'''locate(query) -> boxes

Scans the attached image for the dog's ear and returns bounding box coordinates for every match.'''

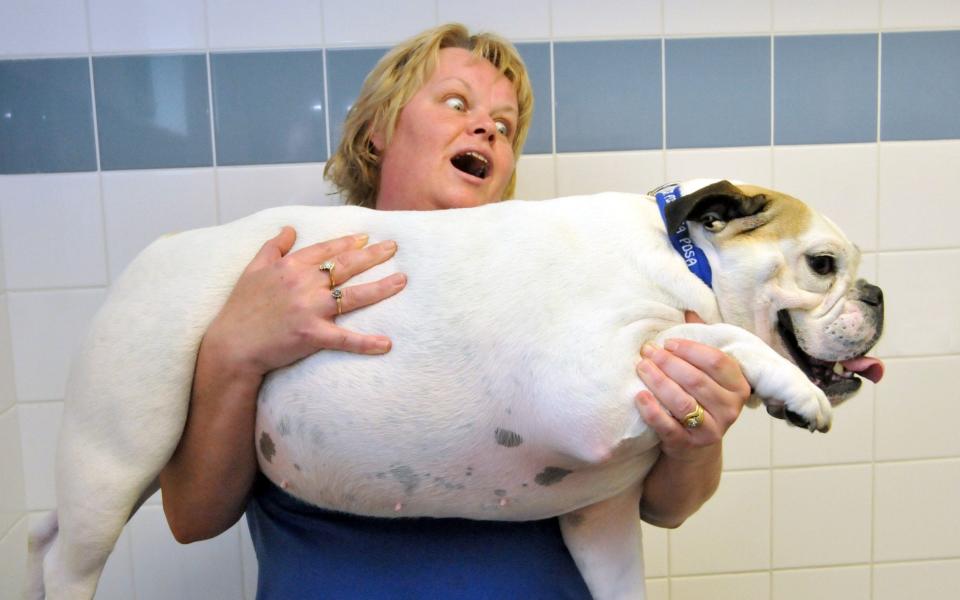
[664,180,768,234]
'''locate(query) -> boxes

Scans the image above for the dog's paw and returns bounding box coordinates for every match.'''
[766,383,832,433]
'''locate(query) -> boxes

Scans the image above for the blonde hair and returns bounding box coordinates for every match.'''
[324,23,534,208]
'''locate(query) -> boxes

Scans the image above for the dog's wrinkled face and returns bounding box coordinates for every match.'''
[666,181,885,411]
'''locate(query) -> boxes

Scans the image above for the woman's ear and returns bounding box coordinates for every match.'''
[370,126,385,153]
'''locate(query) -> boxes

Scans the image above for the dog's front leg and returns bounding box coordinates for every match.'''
[559,483,646,600]
[652,323,832,432]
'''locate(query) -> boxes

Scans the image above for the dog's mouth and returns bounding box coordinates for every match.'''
[451,151,490,179]
[776,310,884,404]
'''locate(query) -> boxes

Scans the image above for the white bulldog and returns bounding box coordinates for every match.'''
[27,180,884,600]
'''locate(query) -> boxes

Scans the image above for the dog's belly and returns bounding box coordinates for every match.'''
[256,396,662,520]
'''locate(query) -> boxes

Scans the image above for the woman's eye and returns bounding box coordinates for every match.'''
[445,97,465,111]
[495,121,510,136]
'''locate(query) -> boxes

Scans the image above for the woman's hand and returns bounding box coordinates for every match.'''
[634,311,751,527]
[161,226,406,543]
[206,226,408,379]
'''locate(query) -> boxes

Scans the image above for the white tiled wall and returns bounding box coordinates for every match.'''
[3,1,959,599]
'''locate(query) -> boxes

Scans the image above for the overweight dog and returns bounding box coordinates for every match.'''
[28,180,884,599]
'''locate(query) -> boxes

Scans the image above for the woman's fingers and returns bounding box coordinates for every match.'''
[316,326,393,355]
[329,273,407,315]
[661,339,751,397]
[317,240,399,287]
[289,232,371,266]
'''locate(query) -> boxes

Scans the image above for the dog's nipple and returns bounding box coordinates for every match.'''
[394,502,403,512]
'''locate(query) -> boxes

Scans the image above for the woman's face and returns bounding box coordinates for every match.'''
[374,47,520,211]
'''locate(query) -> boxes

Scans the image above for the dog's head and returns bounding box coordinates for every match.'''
[664,180,884,407]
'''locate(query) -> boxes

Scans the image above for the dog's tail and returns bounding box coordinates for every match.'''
[24,510,58,599]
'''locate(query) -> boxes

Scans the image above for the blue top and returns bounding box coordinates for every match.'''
[246,474,592,599]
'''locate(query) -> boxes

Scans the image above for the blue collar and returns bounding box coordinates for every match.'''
[654,184,713,288]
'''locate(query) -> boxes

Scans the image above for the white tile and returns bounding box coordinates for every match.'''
[322,0,436,46]
[671,572,770,600]
[772,565,871,600]
[665,147,773,190]
[874,459,960,561]
[93,526,135,600]
[874,250,960,357]
[669,470,770,574]
[239,516,258,600]
[878,141,960,251]
[88,0,207,53]
[773,144,878,252]
[0,406,24,535]
[551,0,662,38]
[0,174,107,290]
[217,163,340,223]
[0,516,27,599]
[513,154,556,200]
[642,521,668,578]
[438,0,550,40]
[0,0,89,56]
[772,384,874,467]
[881,0,960,29]
[7,289,106,402]
[876,357,960,461]
[873,559,960,600]
[646,578,668,600]
[771,465,872,568]
[18,402,62,511]
[555,151,665,198]
[101,169,217,281]
[664,0,772,35]
[130,505,243,600]
[0,294,16,413]
[206,0,324,49]
[773,0,880,32]
[723,404,771,471]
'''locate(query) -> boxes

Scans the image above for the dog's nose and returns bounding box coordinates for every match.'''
[859,283,883,307]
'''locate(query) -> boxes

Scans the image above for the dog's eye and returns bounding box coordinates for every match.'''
[806,254,836,276]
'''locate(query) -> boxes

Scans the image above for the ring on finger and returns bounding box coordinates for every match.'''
[331,287,343,315]
[681,403,705,429]
[319,260,336,287]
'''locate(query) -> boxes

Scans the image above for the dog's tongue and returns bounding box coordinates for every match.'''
[842,357,885,383]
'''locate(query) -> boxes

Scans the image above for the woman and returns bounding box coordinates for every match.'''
[160,24,750,597]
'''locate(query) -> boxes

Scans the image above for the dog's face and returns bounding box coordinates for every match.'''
[666,181,884,411]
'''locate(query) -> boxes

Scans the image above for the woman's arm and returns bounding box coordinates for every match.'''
[160,227,407,543]
[634,313,751,529]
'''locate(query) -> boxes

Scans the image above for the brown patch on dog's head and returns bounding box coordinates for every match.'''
[664,180,812,243]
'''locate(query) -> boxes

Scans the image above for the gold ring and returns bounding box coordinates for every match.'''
[331,287,343,315]
[320,260,336,287]
[682,403,705,429]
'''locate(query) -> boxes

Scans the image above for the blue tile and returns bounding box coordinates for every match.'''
[554,40,662,152]
[775,34,878,145]
[93,54,212,170]
[515,42,552,155]
[212,50,327,166]
[0,58,97,174]
[666,37,771,149]
[882,31,960,141]
[326,48,388,158]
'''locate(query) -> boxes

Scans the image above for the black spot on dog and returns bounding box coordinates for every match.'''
[390,465,421,495]
[494,489,507,497]
[293,463,302,471]
[259,432,276,463]
[495,428,523,448]
[535,467,572,486]
[278,416,291,437]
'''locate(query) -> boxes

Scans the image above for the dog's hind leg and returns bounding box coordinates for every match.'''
[559,483,647,600]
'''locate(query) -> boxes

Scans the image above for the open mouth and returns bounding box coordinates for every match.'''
[776,310,884,402]
[451,151,490,179]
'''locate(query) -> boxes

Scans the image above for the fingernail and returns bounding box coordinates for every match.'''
[664,339,679,352]
[354,234,369,245]
[641,342,658,357]
[391,273,407,286]
[372,338,391,353]
[383,240,397,252]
